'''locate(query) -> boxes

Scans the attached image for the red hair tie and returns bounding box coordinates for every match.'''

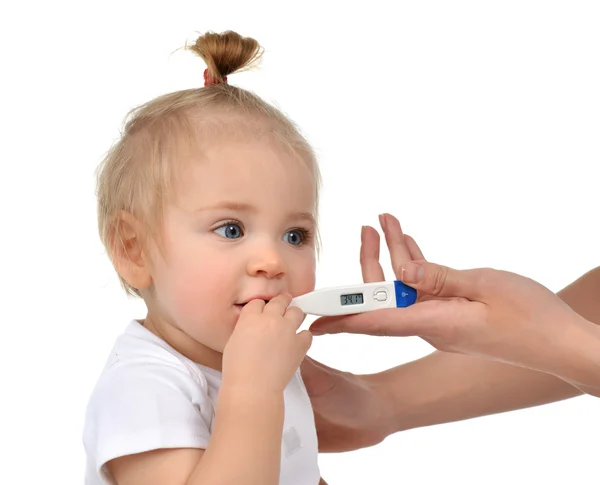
[204,69,227,86]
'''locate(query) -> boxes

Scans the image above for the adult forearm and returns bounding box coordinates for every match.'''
[369,350,580,434]
[371,266,600,434]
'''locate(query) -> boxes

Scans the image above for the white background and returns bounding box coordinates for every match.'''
[1,1,599,483]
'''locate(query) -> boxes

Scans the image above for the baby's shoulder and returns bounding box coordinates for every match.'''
[83,323,216,474]
[93,321,210,401]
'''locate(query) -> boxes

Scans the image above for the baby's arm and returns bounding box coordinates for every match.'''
[107,386,285,485]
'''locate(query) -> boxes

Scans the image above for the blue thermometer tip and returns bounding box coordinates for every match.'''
[394,280,417,307]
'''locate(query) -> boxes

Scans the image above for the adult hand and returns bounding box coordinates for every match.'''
[310,215,600,393]
[303,213,600,454]
[300,356,390,452]
[301,213,426,451]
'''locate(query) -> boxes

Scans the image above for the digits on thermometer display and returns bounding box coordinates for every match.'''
[340,293,364,306]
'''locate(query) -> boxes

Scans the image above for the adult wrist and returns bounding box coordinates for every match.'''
[362,372,398,439]
[363,366,431,438]
[543,315,600,396]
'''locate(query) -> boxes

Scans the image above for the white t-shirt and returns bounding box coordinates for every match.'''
[83,321,320,485]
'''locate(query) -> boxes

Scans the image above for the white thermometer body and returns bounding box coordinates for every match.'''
[289,280,417,316]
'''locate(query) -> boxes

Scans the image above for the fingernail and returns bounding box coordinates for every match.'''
[401,262,424,283]
[361,225,366,242]
[378,213,387,230]
[310,327,324,335]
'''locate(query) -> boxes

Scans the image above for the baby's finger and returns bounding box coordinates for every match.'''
[264,293,293,316]
[360,225,385,282]
[296,329,313,356]
[284,305,306,330]
[242,298,267,314]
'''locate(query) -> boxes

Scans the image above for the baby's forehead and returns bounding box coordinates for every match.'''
[169,139,316,209]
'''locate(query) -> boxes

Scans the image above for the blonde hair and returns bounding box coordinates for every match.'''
[96,31,321,297]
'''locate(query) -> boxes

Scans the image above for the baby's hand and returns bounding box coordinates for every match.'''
[222,294,312,394]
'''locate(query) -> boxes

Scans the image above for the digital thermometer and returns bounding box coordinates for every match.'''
[289,281,417,316]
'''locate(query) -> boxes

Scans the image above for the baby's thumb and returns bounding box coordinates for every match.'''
[400,261,480,300]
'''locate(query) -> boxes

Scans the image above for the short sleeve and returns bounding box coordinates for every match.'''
[83,360,212,482]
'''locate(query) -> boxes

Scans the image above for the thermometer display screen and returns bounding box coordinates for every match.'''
[340,293,364,306]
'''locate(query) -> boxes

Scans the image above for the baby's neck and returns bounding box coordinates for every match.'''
[142,315,223,371]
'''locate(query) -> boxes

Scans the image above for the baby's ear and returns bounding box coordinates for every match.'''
[109,211,153,291]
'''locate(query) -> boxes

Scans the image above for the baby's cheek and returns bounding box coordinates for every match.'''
[173,261,230,319]
[167,269,212,321]
[295,265,316,296]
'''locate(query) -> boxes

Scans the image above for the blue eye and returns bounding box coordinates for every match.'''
[215,222,243,239]
[284,229,308,246]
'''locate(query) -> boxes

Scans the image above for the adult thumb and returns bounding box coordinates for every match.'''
[400,261,481,300]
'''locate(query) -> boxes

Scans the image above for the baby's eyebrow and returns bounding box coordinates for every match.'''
[196,202,254,213]
[196,202,315,225]
[293,212,316,226]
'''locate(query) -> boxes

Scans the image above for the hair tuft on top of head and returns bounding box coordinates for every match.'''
[188,30,263,85]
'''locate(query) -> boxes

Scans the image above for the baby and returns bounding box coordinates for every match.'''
[84,30,326,485]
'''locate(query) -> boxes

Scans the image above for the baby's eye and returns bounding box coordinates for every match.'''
[214,222,244,239]
[284,229,309,246]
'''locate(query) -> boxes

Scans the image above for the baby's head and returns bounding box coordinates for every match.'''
[96,31,320,365]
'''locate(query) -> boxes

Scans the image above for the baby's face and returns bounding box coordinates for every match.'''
[145,139,317,362]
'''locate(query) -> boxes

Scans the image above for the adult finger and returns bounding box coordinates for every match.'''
[310,303,446,337]
[400,261,484,301]
[360,225,385,282]
[380,213,413,274]
[404,234,426,261]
